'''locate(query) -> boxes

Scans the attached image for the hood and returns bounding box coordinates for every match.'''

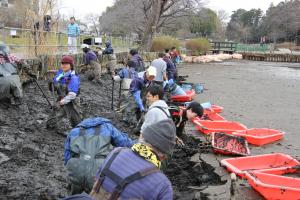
[76,117,111,128]
[105,41,111,48]
[149,100,169,110]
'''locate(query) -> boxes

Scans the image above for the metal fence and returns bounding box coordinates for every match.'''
[0,27,137,58]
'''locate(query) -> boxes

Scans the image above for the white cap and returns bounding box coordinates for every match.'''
[81,44,89,49]
[146,66,157,77]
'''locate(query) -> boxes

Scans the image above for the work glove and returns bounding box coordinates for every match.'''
[133,91,145,112]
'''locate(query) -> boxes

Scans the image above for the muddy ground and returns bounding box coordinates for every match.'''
[1,60,300,199]
[179,60,300,199]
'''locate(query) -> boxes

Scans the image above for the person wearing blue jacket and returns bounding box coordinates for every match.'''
[68,17,80,54]
[121,66,156,127]
[102,41,116,75]
[46,55,82,129]
[64,117,135,194]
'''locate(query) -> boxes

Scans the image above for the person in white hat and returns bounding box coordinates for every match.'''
[120,66,157,128]
[80,44,102,82]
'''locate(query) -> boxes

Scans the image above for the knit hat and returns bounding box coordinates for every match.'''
[142,119,176,154]
[187,102,204,117]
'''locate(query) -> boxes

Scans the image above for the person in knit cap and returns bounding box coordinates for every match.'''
[89,119,176,200]
[46,55,82,129]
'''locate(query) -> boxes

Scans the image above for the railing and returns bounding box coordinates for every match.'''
[0,27,137,58]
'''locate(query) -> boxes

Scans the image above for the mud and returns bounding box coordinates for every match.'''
[165,135,227,200]
[0,74,132,199]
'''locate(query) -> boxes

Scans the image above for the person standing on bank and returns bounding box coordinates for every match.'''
[68,17,80,54]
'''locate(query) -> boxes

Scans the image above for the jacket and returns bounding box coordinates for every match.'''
[130,72,153,111]
[102,42,114,55]
[95,148,173,199]
[141,100,170,132]
[64,117,135,192]
[68,23,80,37]
[131,54,145,72]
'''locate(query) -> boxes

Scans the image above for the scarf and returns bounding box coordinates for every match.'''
[131,143,161,168]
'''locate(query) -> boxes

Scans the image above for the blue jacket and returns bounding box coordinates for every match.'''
[64,117,135,165]
[84,50,98,65]
[102,42,114,54]
[68,23,80,37]
[130,72,153,111]
[118,67,137,79]
[131,54,145,72]
[53,69,80,95]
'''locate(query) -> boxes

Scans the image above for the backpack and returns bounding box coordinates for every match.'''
[64,118,115,194]
[90,148,159,200]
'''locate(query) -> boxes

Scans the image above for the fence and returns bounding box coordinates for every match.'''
[0,27,137,58]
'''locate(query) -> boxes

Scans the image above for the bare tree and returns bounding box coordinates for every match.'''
[139,0,203,51]
[85,14,101,36]
[100,0,203,51]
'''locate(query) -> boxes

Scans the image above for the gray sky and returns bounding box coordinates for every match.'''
[59,0,284,19]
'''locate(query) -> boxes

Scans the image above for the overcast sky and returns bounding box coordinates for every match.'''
[59,0,284,19]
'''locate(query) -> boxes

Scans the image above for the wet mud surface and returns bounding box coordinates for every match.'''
[0,74,131,199]
[165,135,226,200]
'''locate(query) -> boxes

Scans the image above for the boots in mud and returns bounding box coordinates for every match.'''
[46,100,82,129]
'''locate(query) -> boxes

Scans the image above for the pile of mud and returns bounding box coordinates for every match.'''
[0,75,130,199]
[165,135,227,200]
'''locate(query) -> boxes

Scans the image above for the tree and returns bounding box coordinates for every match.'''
[84,14,100,36]
[189,8,218,37]
[100,0,203,51]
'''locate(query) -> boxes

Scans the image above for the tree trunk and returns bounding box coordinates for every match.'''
[140,0,162,51]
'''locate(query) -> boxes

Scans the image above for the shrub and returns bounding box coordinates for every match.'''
[185,38,210,55]
[151,36,180,52]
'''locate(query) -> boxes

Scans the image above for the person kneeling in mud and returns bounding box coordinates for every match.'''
[113,60,138,107]
[171,101,204,137]
[163,79,186,102]
[80,44,102,82]
[121,66,156,128]
[64,117,135,195]
[89,119,176,199]
[0,43,35,106]
[46,55,82,129]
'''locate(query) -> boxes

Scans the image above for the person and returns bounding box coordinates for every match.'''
[169,47,179,80]
[169,46,180,66]
[151,52,167,86]
[67,17,80,54]
[64,117,135,195]
[0,43,34,105]
[90,119,176,200]
[164,79,186,100]
[102,41,116,76]
[80,44,102,81]
[102,41,114,55]
[121,66,156,127]
[163,53,176,81]
[113,60,137,96]
[171,102,204,137]
[165,49,170,58]
[140,85,170,133]
[128,49,145,72]
[46,55,82,129]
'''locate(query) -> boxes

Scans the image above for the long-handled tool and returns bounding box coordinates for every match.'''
[32,78,53,108]
[111,77,115,110]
